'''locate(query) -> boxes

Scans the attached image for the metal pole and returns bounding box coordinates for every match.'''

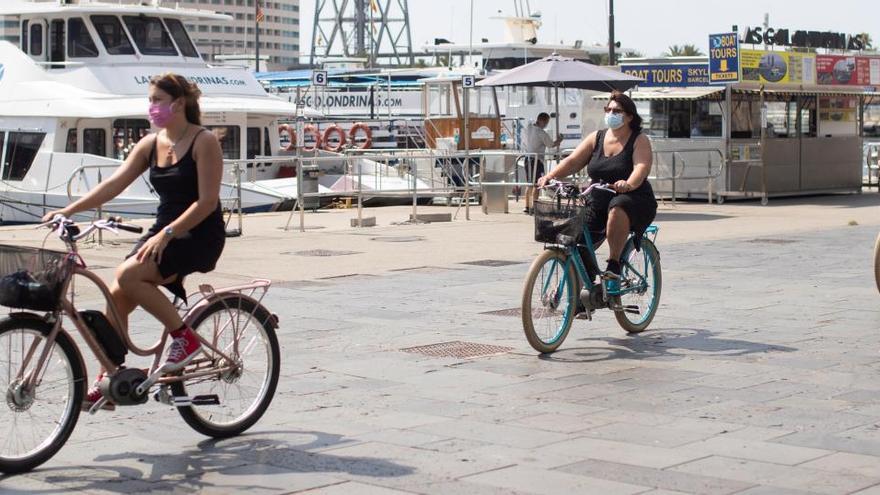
[298,158,305,232]
[411,158,418,221]
[357,154,363,226]
[236,161,243,234]
[463,85,471,220]
[96,168,103,247]
[255,0,261,72]
[554,85,561,163]
[468,0,474,68]
[671,153,677,205]
[608,0,615,65]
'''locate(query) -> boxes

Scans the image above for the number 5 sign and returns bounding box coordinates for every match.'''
[461,75,475,88]
[312,70,328,86]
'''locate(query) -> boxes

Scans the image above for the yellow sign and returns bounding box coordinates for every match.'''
[740,49,816,84]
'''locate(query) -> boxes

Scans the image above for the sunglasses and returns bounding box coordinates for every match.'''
[604,107,625,115]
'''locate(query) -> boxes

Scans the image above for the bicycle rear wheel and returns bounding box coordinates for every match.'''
[172,297,280,438]
[0,315,83,474]
[614,239,662,333]
[521,249,578,353]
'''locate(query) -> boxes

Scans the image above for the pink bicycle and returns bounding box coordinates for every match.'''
[0,216,280,473]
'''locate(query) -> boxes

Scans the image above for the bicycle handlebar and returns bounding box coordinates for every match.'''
[39,214,143,241]
[545,179,617,196]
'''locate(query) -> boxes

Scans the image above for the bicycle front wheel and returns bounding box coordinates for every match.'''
[172,297,280,438]
[522,249,578,353]
[0,315,83,474]
[614,239,662,333]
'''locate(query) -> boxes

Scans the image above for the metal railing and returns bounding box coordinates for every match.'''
[865,142,880,189]
[650,147,726,204]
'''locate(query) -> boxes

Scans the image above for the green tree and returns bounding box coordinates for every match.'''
[663,44,704,57]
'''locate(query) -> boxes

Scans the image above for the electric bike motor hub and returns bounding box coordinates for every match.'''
[99,368,149,405]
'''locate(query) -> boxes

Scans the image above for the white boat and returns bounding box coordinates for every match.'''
[0,0,324,224]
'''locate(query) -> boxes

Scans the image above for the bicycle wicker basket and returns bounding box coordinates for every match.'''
[533,199,586,245]
[0,244,70,311]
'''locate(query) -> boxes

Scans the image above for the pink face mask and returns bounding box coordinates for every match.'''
[148,101,176,128]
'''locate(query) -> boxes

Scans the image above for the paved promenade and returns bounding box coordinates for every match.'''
[1,193,880,494]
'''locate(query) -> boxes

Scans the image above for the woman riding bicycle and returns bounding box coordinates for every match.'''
[537,91,657,279]
[43,73,226,410]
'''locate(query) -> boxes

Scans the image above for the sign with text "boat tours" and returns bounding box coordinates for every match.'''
[621,64,709,87]
[708,32,740,84]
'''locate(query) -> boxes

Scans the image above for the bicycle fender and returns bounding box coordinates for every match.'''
[183,293,278,329]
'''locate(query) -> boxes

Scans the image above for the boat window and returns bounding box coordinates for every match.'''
[264,127,272,158]
[122,16,177,56]
[207,126,241,159]
[112,119,151,160]
[246,127,261,160]
[65,129,77,153]
[30,23,43,56]
[91,16,135,55]
[49,19,65,66]
[20,20,28,52]
[84,129,107,157]
[164,18,199,58]
[2,132,45,181]
[67,18,98,58]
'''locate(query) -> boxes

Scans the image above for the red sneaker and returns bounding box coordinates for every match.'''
[81,374,115,411]
[161,327,202,372]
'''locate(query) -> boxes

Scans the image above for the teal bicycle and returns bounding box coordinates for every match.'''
[521,180,662,353]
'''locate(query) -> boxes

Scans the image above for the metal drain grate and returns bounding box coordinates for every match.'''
[284,249,362,257]
[459,259,524,267]
[480,307,522,317]
[371,236,425,243]
[401,341,513,359]
[746,238,798,245]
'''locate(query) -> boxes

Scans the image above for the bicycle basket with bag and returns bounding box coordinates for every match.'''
[533,199,586,245]
[0,244,69,311]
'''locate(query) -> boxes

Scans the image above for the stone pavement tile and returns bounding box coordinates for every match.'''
[576,421,737,448]
[405,478,535,495]
[775,431,880,457]
[411,419,570,450]
[460,465,650,495]
[0,474,66,493]
[555,458,754,495]
[302,441,509,482]
[504,412,613,434]
[296,481,420,494]
[194,463,343,494]
[531,382,640,403]
[416,438,492,454]
[677,437,831,465]
[731,487,817,495]
[718,426,795,441]
[589,409,683,427]
[800,452,880,478]
[534,436,707,469]
[670,456,880,495]
[353,429,450,448]
[852,485,880,495]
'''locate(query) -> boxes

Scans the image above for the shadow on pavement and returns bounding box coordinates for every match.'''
[6,431,413,493]
[539,327,796,363]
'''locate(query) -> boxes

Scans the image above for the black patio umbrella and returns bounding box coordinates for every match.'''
[477,54,643,148]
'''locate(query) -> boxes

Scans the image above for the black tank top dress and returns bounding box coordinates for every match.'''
[585,129,657,248]
[127,129,225,301]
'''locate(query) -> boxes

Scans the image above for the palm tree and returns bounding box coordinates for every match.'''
[663,44,704,57]
[858,32,874,50]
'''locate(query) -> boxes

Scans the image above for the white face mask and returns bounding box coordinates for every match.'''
[605,111,625,129]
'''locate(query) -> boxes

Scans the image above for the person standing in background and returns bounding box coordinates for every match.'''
[522,112,563,214]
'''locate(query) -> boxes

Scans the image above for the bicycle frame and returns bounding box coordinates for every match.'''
[16,254,273,399]
[548,224,659,299]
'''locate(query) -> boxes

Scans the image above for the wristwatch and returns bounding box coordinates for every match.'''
[163,226,174,238]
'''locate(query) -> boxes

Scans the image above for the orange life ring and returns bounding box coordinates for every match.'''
[302,124,322,152]
[322,125,347,152]
[348,122,373,149]
[278,124,297,152]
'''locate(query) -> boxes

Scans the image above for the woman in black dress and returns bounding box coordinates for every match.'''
[537,91,657,278]
[44,73,225,409]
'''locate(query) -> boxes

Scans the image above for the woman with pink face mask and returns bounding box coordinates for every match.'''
[43,73,225,410]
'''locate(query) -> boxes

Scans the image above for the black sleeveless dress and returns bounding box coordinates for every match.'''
[128,129,225,301]
[585,129,657,247]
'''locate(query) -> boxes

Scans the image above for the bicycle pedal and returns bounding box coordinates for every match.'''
[623,305,641,315]
[172,394,220,407]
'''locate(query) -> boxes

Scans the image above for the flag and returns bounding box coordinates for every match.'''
[255,0,265,24]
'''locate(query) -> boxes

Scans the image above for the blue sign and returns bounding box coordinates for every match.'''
[620,64,709,87]
[709,32,740,84]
